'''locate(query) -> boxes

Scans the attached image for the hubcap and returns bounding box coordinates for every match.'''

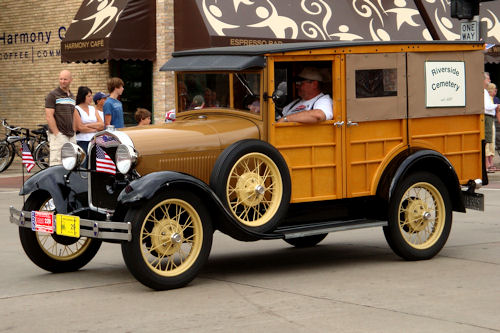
[398,182,445,249]
[150,219,184,256]
[405,200,429,233]
[235,172,265,206]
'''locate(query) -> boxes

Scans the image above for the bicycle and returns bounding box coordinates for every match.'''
[0,119,50,172]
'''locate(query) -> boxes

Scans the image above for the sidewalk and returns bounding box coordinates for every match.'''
[0,159,37,189]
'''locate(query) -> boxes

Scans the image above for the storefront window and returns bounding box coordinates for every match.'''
[177,73,229,112]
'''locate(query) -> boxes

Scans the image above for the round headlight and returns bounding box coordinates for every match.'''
[115,144,137,174]
[61,142,85,171]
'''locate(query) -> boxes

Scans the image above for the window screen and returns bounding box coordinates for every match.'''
[355,69,397,98]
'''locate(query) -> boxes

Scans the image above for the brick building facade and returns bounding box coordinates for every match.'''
[0,0,174,132]
[2,0,500,134]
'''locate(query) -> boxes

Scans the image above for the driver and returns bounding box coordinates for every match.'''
[277,67,333,124]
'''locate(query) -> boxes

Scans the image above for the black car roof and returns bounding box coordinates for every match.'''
[171,40,483,57]
[161,40,484,72]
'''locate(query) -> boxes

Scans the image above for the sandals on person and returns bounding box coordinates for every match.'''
[487,166,497,173]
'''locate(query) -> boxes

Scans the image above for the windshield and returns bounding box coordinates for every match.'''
[177,73,229,111]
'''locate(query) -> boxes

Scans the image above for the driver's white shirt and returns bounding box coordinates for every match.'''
[281,93,333,120]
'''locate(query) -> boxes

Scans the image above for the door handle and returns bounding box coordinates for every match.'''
[347,120,358,127]
[334,121,344,127]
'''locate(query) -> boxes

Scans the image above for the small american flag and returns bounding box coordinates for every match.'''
[95,135,118,147]
[22,141,35,172]
[95,145,116,175]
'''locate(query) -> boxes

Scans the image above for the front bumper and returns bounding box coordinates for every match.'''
[9,206,132,242]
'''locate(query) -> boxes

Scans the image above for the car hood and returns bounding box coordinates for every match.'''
[119,114,260,178]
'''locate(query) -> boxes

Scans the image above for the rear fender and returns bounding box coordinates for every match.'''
[20,166,88,214]
[377,149,465,213]
[116,171,264,241]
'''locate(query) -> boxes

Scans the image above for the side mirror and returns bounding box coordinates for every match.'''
[271,90,287,108]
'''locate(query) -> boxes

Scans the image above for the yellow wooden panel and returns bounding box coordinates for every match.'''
[313,167,337,197]
[280,147,312,166]
[274,122,340,202]
[274,123,336,146]
[409,114,482,184]
[346,119,405,197]
[291,169,312,199]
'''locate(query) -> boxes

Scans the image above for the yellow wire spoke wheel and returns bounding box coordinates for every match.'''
[226,152,283,228]
[384,171,452,261]
[210,139,291,236]
[140,198,203,277]
[123,190,213,290]
[19,192,101,273]
[397,182,445,249]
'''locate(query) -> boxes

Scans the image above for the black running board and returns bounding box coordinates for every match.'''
[268,219,387,239]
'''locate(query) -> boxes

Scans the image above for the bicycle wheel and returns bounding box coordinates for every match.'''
[0,141,15,172]
[34,141,50,170]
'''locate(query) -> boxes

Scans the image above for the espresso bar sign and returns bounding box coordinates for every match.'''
[425,61,465,108]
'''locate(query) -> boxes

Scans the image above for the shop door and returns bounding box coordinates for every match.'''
[109,60,153,126]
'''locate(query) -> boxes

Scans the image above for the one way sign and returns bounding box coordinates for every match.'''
[461,21,479,41]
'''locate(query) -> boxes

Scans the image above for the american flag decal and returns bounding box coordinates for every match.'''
[22,141,35,172]
[95,145,116,175]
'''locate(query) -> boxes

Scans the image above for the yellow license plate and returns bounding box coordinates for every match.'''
[56,214,80,238]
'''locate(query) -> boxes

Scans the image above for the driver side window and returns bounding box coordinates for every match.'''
[233,73,261,114]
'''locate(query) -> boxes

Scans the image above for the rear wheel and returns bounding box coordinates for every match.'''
[0,141,14,172]
[383,172,452,260]
[121,190,213,290]
[284,233,328,248]
[34,141,50,169]
[19,191,102,272]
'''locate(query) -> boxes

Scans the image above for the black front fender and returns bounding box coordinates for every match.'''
[20,166,88,214]
[116,171,267,241]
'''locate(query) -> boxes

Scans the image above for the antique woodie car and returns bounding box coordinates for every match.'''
[10,41,485,290]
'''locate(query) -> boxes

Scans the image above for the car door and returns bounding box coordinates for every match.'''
[344,52,408,198]
[269,56,342,204]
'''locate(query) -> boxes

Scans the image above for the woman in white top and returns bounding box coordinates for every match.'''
[74,86,104,167]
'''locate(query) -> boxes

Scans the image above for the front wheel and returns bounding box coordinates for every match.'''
[0,141,14,172]
[383,171,452,260]
[19,191,102,272]
[34,141,50,170]
[121,190,213,290]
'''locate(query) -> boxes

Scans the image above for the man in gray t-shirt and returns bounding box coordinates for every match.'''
[45,70,77,166]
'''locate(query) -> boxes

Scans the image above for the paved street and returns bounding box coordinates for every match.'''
[0,162,499,332]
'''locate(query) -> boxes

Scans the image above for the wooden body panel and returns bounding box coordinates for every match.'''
[409,114,483,184]
[268,43,483,204]
[273,121,342,203]
[346,119,407,197]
